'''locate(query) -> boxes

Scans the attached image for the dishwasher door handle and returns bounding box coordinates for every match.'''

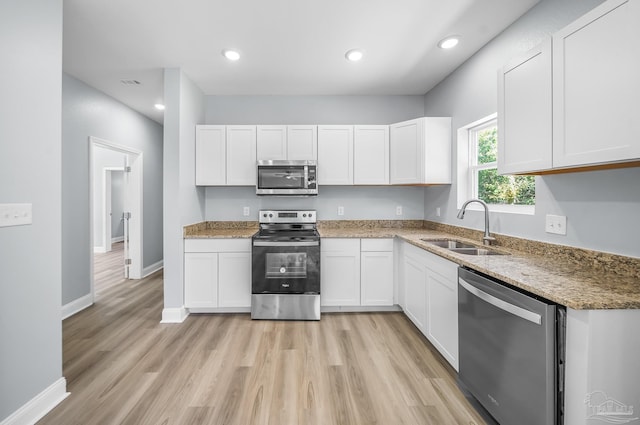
[459,277,542,325]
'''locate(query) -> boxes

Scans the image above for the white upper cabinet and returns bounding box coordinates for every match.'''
[256,125,287,160]
[552,0,640,168]
[257,125,317,160]
[354,125,389,185]
[195,125,226,185]
[226,125,257,185]
[317,125,354,185]
[287,125,317,160]
[498,38,553,174]
[390,117,451,185]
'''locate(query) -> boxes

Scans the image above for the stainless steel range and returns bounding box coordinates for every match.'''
[251,210,320,320]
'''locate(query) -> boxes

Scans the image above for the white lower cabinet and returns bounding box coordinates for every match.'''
[218,252,251,308]
[424,253,459,370]
[184,252,218,308]
[321,238,394,308]
[360,238,394,306]
[321,239,361,306]
[184,239,251,310]
[402,242,459,370]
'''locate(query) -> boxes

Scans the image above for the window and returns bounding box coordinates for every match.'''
[458,114,535,213]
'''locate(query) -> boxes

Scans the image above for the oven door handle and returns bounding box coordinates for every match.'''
[459,277,542,325]
[253,241,319,247]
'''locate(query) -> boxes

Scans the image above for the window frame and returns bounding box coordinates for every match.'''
[457,113,535,215]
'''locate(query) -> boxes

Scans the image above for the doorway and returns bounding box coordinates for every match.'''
[89,137,144,300]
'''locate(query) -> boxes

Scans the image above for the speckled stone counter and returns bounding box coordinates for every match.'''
[183,221,258,238]
[185,219,640,310]
[318,220,640,310]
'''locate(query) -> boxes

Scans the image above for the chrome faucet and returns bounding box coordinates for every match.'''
[457,199,496,246]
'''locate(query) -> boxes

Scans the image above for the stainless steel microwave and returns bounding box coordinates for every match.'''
[256,160,318,196]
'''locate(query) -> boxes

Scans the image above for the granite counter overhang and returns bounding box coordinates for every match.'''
[184,221,640,310]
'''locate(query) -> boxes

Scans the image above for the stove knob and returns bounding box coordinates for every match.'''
[269,213,273,218]
[263,213,267,218]
[308,213,313,217]
[303,213,307,217]
[280,267,286,273]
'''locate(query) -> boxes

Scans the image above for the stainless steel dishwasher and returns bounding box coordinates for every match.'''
[458,267,565,425]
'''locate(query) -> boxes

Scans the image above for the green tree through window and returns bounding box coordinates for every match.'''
[473,125,535,206]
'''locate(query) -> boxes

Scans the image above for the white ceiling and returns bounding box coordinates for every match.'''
[63,0,539,124]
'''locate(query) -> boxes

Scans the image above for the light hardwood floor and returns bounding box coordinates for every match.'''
[40,243,490,425]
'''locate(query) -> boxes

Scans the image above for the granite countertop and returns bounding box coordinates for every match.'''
[184,220,640,310]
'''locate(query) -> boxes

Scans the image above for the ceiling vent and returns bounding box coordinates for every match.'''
[120,79,142,85]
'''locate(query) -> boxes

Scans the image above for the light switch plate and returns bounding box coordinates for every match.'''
[396,205,403,216]
[243,206,250,216]
[545,214,567,235]
[0,203,33,227]
[337,206,344,216]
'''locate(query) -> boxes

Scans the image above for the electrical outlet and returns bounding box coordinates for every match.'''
[436,207,441,217]
[396,206,403,216]
[243,206,250,216]
[545,214,567,235]
[0,203,32,227]
[337,206,344,216]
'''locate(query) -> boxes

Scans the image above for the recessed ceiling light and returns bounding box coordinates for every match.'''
[345,49,364,62]
[222,49,240,61]
[154,104,165,111]
[438,36,460,49]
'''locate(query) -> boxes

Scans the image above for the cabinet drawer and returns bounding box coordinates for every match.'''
[361,238,394,252]
[184,238,251,253]
[321,238,360,252]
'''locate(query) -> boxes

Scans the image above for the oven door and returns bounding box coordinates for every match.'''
[252,241,320,294]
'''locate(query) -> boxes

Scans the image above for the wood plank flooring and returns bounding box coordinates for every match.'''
[39,243,490,425]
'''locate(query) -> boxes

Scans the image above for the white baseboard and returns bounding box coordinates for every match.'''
[93,246,106,254]
[143,260,163,277]
[61,293,94,320]
[321,305,402,313]
[160,307,188,323]
[111,236,124,243]
[0,377,69,425]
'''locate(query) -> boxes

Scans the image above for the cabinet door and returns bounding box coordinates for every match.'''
[321,239,360,306]
[184,253,218,308]
[317,125,354,185]
[287,125,317,160]
[390,118,424,184]
[195,125,226,185]
[402,254,427,332]
[553,0,640,168]
[226,126,257,185]
[426,267,459,371]
[257,125,287,160]
[361,251,394,306]
[218,252,251,308]
[354,125,389,185]
[498,39,552,174]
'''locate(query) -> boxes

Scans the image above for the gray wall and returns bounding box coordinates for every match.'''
[163,69,206,312]
[62,74,164,305]
[0,0,64,420]
[422,0,640,258]
[204,95,426,221]
[206,95,425,125]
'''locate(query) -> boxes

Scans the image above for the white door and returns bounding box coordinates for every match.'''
[122,155,131,278]
[287,125,317,160]
[354,125,389,185]
[256,125,287,160]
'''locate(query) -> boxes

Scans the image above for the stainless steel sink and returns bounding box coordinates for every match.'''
[421,238,508,256]
[449,247,506,256]
[422,239,477,249]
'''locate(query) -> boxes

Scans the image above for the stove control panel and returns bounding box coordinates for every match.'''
[259,210,316,224]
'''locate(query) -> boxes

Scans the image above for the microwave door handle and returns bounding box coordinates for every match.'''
[459,277,542,325]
